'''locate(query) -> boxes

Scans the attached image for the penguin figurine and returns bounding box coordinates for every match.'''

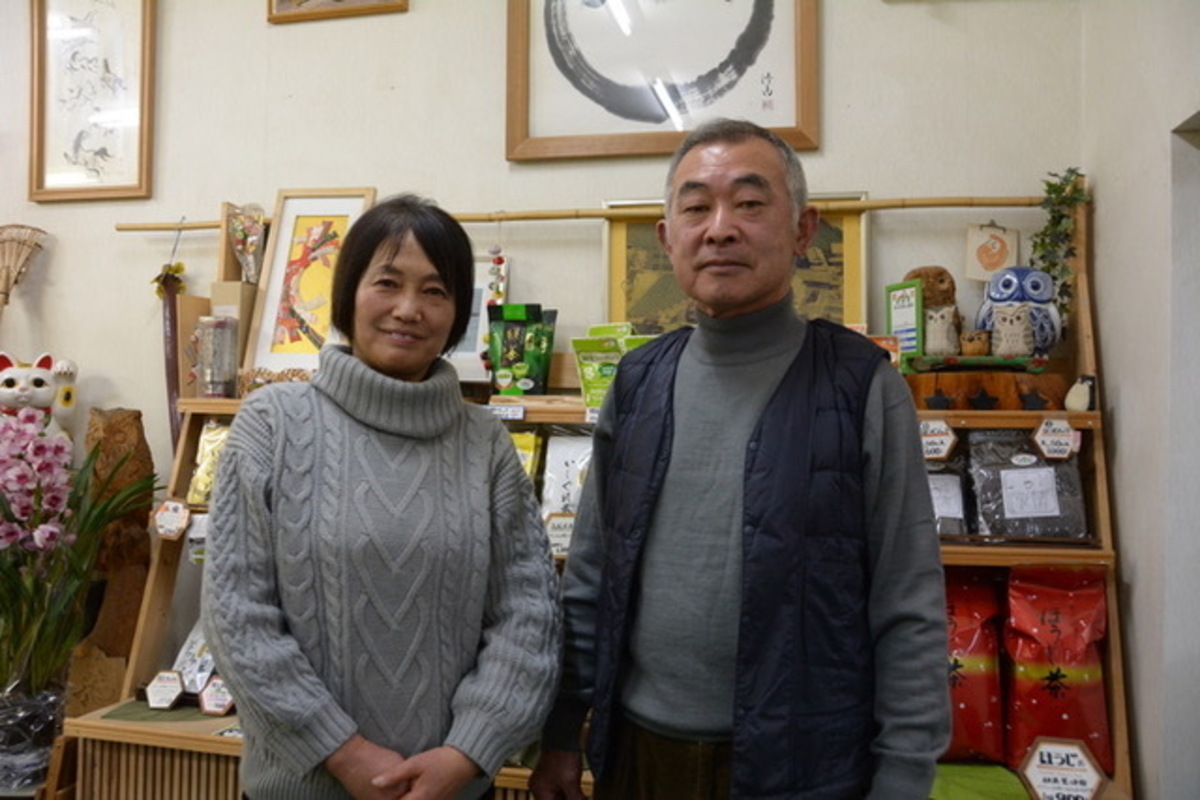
[1064,374,1097,411]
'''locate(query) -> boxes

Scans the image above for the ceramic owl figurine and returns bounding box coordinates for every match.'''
[924,305,961,356]
[990,304,1035,357]
[904,265,962,356]
[974,266,1062,356]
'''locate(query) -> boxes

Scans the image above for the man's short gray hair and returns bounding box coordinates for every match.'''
[663,118,809,215]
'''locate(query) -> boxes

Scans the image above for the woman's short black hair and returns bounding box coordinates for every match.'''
[330,193,475,352]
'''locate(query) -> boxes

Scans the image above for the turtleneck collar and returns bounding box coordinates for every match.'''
[689,292,808,365]
[311,345,463,439]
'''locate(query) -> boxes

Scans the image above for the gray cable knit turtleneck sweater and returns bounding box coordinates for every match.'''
[202,345,562,800]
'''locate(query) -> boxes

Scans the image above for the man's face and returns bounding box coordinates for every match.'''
[657,138,818,318]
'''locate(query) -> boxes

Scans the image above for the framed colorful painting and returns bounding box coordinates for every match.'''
[29,0,156,201]
[607,195,867,334]
[244,188,377,373]
[506,0,819,161]
[268,0,408,24]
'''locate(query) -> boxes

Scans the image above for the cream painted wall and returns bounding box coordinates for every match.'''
[0,0,1082,474]
[4,0,1192,796]
[1080,2,1200,798]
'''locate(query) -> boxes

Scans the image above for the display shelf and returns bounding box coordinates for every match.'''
[911,194,1132,795]
[64,701,241,800]
[95,192,1131,799]
[64,701,241,757]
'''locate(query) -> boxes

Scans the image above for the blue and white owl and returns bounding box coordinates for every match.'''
[974,266,1062,356]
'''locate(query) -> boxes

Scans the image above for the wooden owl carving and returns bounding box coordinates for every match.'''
[959,329,991,356]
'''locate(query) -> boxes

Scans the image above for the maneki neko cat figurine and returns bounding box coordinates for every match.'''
[0,352,78,439]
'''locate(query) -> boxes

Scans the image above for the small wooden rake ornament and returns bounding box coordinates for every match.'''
[0,224,48,324]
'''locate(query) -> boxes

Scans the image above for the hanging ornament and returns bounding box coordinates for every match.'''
[0,224,48,326]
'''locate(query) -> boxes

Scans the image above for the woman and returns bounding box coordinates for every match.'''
[202,194,562,799]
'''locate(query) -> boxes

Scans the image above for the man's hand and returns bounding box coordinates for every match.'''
[325,734,409,799]
[528,749,587,800]
[371,745,480,799]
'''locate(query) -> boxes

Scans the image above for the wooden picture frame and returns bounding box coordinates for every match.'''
[268,0,408,24]
[243,188,377,374]
[607,195,867,334]
[506,0,819,161]
[29,0,156,202]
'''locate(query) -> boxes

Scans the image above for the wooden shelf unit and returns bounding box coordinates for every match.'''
[76,193,1129,800]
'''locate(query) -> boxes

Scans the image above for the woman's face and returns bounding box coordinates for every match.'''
[351,232,455,382]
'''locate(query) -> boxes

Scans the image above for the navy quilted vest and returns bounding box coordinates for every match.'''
[590,319,886,799]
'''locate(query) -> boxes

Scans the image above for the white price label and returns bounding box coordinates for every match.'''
[487,404,526,421]
[1019,737,1106,800]
[920,419,958,460]
[1035,419,1081,460]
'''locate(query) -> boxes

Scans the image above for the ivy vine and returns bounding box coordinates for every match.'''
[1030,167,1090,329]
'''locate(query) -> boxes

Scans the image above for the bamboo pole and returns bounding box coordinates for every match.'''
[113,195,1044,233]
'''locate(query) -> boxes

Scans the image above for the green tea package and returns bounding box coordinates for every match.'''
[572,329,657,412]
[587,322,634,338]
[572,336,623,411]
[487,304,557,395]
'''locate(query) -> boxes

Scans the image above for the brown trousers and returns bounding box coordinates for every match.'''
[593,718,732,800]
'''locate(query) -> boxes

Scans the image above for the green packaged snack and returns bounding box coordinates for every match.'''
[572,336,624,411]
[586,322,634,338]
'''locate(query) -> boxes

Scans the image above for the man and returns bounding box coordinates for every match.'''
[529,118,949,800]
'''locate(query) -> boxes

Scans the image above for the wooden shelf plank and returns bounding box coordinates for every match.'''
[918,410,1101,429]
[176,397,242,416]
[940,543,1114,567]
[488,394,589,425]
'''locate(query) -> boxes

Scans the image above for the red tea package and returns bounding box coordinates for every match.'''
[1004,566,1112,774]
[943,566,1005,763]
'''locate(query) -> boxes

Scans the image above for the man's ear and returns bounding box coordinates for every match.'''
[794,206,819,257]
[656,218,672,254]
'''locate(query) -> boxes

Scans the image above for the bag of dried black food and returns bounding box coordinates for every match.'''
[967,429,1088,541]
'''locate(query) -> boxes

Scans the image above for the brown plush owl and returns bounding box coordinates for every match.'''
[903,265,958,308]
